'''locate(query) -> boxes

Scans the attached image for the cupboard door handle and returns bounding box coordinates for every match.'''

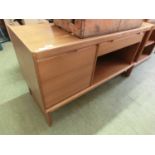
[137,32,142,35]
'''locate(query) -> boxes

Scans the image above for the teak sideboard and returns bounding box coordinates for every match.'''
[8,22,154,126]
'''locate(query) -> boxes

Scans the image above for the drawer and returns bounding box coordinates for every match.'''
[37,46,96,108]
[98,32,144,56]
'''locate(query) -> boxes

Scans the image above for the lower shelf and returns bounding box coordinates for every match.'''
[93,57,131,84]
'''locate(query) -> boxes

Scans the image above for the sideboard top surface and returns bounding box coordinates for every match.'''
[8,22,153,54]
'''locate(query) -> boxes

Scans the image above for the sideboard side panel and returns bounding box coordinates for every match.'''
[8,29,45,110]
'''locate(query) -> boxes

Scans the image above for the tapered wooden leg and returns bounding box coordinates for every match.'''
[28,87,52,126]
[44,112,52,126]
[28,87,32,95]
[123,67,134,77]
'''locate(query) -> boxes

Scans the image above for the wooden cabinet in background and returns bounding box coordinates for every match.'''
[7,22,153,126]
[134,22,155,65]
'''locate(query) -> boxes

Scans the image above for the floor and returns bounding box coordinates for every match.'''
[0,42,155,135]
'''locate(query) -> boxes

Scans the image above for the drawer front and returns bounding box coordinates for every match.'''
[98,32,144,56]
[37,46,96,108]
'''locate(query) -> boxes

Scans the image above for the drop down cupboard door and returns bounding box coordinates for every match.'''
[37,46,96,108]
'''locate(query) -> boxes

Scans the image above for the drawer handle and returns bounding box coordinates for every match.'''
[108,40,114,42]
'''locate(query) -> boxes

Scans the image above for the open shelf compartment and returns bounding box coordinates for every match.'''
[137,43,155,64]
[92,43,139,84]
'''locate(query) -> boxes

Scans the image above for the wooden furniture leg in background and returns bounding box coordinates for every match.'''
[123,67,134,77]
